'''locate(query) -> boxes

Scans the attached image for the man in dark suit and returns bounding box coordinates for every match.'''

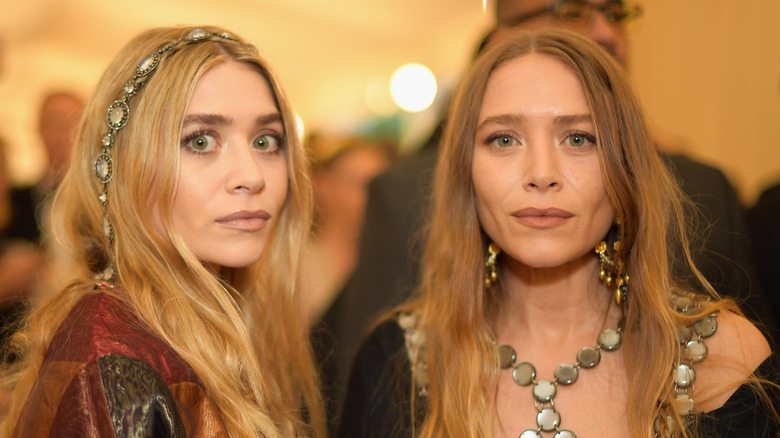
[747,182,780,322]
[321,1,773,420]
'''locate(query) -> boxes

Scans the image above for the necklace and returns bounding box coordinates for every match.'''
[399,293,717,437]
[496,321,624,438]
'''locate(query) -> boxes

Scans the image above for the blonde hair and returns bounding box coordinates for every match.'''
[1,26,324,437]
[407,29,746,437]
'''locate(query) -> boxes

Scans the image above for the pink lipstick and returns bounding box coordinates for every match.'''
[511,207,573,229]
[216,210,270,231]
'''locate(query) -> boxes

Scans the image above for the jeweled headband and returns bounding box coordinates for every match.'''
[93,29,253,281]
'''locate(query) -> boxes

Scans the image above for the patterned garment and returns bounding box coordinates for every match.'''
[11,291,228,437]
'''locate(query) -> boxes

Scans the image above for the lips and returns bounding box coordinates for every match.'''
[216,210,271,231]
[511,207,573,228]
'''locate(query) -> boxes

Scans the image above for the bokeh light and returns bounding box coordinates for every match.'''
[390,63,437,113]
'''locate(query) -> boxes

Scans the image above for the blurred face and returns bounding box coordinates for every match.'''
[39,93,83,177]
[313,146,389,237]
[492,0,629,65]
[171,61,288,269]
[472,54,614,269]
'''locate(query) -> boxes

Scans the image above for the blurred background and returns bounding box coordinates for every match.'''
[0,0,778,204]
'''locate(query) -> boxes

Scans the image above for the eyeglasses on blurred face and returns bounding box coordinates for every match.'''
[505,0,644,33]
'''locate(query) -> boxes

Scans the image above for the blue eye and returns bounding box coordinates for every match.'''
[254,134,280,151]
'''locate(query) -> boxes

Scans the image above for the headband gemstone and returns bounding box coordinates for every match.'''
[92,29,247,281]
[107,101,129,129]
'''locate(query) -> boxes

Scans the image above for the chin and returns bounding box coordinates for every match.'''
[202,251,265,270]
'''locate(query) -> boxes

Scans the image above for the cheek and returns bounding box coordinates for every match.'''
[585,177,616,234]
[268,163,289,211]
[471,156,501,234]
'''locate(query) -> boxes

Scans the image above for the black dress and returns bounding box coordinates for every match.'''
[338,320,779,438]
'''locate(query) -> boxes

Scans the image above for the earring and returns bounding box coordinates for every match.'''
[484,243,500,289]
[595,231,629,306]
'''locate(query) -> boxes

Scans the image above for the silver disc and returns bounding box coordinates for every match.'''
[675,393,695,416]
[536,407,561,432]
[674,364,695,388]
[598,328,622,351]
[694,315,718,338]
[555,363,578,385]
[683,340,708,363]
[577,346,600,368]
[498,344,517,369]
[512,362,536,386]
[532,380,556,403]
[519,431,542,438]
[554,431,576,438]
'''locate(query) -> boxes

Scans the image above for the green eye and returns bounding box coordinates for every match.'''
[190,134,216,151]
[564,133,595,148]
[494,136,515,147]
[569,135,585,146]
[254,134,279,151]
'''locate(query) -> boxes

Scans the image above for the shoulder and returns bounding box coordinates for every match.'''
[17,292,224,436]
[338,317,414,438]
[695,310,771,412]
[662,152,739,205]
[662,152,730,185]
[351,318,408,382]
[46,291,200,386]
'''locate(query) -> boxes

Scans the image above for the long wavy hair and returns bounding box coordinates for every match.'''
[1,26,324,437]
[407,29,747,437]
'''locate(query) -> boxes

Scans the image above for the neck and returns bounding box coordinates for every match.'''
[494,255,620,346]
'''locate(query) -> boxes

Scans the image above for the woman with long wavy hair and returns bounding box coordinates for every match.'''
[338,29,777,437]
[0,25,325,437]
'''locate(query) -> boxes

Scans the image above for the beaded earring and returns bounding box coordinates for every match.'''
[484,243,500,289]
[595,223,629,306]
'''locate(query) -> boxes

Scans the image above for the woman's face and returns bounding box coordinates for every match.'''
[170,61,288,269]
[472,53,614,270]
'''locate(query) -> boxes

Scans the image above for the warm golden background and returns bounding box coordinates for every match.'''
[1,0,778,204]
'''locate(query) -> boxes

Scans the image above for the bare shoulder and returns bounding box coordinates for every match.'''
[695,310,771,412]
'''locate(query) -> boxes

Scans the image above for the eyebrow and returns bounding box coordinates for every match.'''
[477,113,593,130]
[183,113,231,127]
[554,114,593,126]
[256,112,283,126]
[182,112,284,128]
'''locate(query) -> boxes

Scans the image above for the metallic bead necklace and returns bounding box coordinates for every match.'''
[496,323,624,438]
[399,300,717,437]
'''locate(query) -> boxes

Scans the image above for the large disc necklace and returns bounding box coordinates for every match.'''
[496,320,624,438]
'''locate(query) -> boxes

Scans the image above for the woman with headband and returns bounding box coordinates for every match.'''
[1,26,324,437]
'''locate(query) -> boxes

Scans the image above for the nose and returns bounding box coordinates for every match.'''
[225,142,266,194]
[522,143,561,192]
[584,13,627,65]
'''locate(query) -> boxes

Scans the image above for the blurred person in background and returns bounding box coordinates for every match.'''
[0,144,43,364]
[9,91,84,245]
[303,134,394,322]
[747,180,780,322]
[303,134,394,430]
